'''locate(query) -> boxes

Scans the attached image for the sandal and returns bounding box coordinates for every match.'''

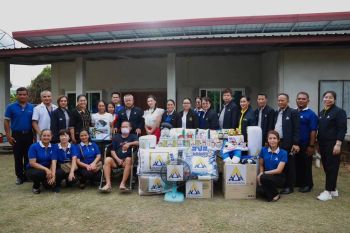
[99,185,112,193]
[272,194,281,202]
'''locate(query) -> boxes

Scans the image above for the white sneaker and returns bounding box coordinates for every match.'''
[317,191,332,201]
[331,190,339,197]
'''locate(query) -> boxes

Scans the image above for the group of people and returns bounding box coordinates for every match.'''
[4,87,347,202]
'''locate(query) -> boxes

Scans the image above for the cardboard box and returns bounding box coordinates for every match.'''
[222,164,256,199]
[186,180,213,199]
[138,175,166,196]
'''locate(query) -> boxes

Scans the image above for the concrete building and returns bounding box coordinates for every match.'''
[0,12,349,139]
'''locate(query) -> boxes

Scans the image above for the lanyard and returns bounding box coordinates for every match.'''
[46,106,52,118]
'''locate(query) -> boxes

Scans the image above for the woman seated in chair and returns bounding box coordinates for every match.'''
[257,130,288,202]
[52,129,78,186]
[76,130,102,189]
[100,121,139,192]
[26,129,65,194]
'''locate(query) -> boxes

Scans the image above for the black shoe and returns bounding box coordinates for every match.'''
[280,187,294,194]
[32,188,41,194]
[16,177,24,185]
[299,186,312,193]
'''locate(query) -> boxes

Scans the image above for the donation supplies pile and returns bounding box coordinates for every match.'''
[137,126,262,199]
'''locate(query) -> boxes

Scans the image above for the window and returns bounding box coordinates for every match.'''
[199,88,245,113]
[65,90,102,113]
[319,80,350,118]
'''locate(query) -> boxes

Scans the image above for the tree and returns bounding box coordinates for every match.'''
[27,66,51,104]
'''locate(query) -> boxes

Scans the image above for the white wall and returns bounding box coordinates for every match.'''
[279,48,350,109]
[261,51,279,109]
[176,55,261,108]
[279,48,350,135]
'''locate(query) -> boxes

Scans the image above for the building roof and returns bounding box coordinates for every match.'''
[1,11,350,64]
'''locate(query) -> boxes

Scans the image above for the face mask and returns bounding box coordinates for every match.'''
[121,128,130,134]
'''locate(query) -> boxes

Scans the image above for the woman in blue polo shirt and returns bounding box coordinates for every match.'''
[26,129,65,194]
[76,130,102,188]
[52,129,78,185]
[257,130,288,202]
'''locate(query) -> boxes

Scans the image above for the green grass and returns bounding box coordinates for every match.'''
[0,154,349,233]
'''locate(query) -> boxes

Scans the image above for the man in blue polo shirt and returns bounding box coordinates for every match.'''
[295,92,318,193]
[4,87,34,185]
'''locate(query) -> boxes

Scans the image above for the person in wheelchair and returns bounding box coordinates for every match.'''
[100,121,139,192]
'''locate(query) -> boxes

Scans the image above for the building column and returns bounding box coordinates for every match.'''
[167,53,176,101]
[51,63,60,99]
[75,57,86,96]
[0,62,10,133]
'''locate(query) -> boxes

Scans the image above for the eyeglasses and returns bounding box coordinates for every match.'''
[183,102,191,104]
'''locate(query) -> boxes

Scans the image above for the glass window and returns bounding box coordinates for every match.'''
[199,88,245,114]
[65,91,102,113]
[67,93,76,112]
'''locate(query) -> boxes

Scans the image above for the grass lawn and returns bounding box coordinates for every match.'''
[0,154,349,233]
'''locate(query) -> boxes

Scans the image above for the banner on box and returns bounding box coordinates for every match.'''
[167,165,183,181]
[186,181,203,198]
[191,156,209,173]
[149,152,170,170]
[226,165,247,185]
[148,176,165,192]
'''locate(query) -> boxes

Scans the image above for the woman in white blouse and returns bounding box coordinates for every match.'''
[91,100,114,140]
[143,95,164,141]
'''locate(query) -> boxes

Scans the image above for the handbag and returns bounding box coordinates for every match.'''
[61,162,78,173]
[79,144,103,171]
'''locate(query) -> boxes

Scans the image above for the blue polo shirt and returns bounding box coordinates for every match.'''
[114,105,124,115]
[27,141,55,169]
[4,101,34,132]
[259,147,288,171]
[77,142,100,164]
[298,108,318,147]
[52,143,78,164]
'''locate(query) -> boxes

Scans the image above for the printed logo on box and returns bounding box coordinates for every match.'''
[167,165,183,181]
[149,152,169,170]
[191,156,209,173]
[226,165,246,185]
[186,181,203,198]
[148,176,165,192]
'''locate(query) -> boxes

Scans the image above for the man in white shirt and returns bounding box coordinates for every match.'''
[32,90,57,141]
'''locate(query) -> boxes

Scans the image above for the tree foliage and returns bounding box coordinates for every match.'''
[27,66,51,104]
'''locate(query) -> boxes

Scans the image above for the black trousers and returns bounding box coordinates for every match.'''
[295,146,313,188]
[280,149,295,189]
[260,174,285,201]
[26,167,65,189]
[78,168,102,184]
[319,143,340,191]
[12,131,33,180]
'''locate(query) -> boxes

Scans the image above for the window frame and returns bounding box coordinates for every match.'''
[199,88,245,113]
[318,80,350,119]
[64,90,103,113]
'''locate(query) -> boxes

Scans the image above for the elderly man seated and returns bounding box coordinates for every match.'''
[100,121,139,192]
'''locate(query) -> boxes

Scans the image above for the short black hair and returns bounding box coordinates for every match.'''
[77,94,87,102]
[111,92,121,98]
[16,87,28,94]
[278,93,289,101]
[297,91,310,99]
[323,90,337,100]
[58,129,70,136]
[240,96,251,102]
[257,93,268,98]
[182,97,192,103]
[222,88,233,96]
[167,99,175,105]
